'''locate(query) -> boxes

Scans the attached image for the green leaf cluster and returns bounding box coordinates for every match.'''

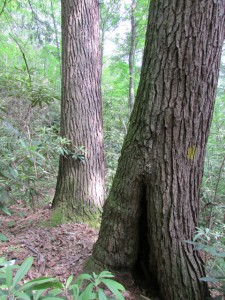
[185,227,225,298]
[0,256,126,300]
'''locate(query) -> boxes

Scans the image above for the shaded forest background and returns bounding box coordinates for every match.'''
[0,0,225,297]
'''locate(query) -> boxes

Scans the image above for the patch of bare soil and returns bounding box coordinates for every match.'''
[0,206,140,299]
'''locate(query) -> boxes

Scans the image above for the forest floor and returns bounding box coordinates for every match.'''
[0,205,141,299]
[0,205,219,300]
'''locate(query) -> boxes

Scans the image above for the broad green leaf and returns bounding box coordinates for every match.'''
[101,278,125,291]
[25,156,35,166]
[184,240,198,245]
[9,167,18,178]
[0,189,9,202]
[42,297,64,300]
[65,275,73,288]
[0,171,10,179]
[1,207,11,216]
[74,273,92,286]
[0,257,7,264]
[71,284,79,297]
[79,282,95,300]
[0,234,8,242]
[0,107,7,113]
[98,288,108,300]
[98,271,115,278]
[19,140,27,149]
[0,273,7,279]
[13,257,33,287]
[34,152,45,161]
[214,252,225,258]
[101,279,125,300]
[5,265,13,288]
[25,281,62,291]
[19,277,62,291]
[33,289,45,300]
[193,243,206,251]
[47,288,62,296]
[200,277,219,282]
[14,291,31,300]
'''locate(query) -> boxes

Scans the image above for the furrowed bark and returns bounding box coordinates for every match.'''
[92,0,225,298]
[53,0,104,221]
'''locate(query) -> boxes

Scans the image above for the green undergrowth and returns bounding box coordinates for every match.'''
[0,256,126,300]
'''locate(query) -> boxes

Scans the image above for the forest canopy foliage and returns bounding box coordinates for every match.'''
[0,0,225,298]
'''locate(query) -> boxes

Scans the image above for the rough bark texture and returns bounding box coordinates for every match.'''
[92,0,225,299]
[128,0,136,112]
[52,0,104,220]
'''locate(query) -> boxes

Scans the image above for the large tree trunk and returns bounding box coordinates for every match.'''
[52,0,104,221]
[91,0,225,299]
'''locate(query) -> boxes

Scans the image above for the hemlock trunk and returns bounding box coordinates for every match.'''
[91,0,225,299]
[52,0,104,220]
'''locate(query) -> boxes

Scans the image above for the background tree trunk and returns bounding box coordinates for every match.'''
[91,0,225,299]
[52,0,104,221]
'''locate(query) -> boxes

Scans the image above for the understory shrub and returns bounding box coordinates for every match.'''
[186,227,225,299]
[0,256,125,300]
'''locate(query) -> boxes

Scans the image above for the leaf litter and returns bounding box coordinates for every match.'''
[0,205,139,299]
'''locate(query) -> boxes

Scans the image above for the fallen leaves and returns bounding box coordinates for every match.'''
[0,205,139,299]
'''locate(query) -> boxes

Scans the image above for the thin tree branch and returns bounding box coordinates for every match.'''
[0,0,8,17]
[9,34,32,83]
[213,154,225,203]
[27,0,42,43]
[207,153,225,229]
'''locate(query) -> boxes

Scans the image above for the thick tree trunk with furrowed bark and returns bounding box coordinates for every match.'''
[90,0,225,299]
[52,0,104,221]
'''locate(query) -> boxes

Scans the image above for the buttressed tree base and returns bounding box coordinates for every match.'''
[89,1,225,299]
